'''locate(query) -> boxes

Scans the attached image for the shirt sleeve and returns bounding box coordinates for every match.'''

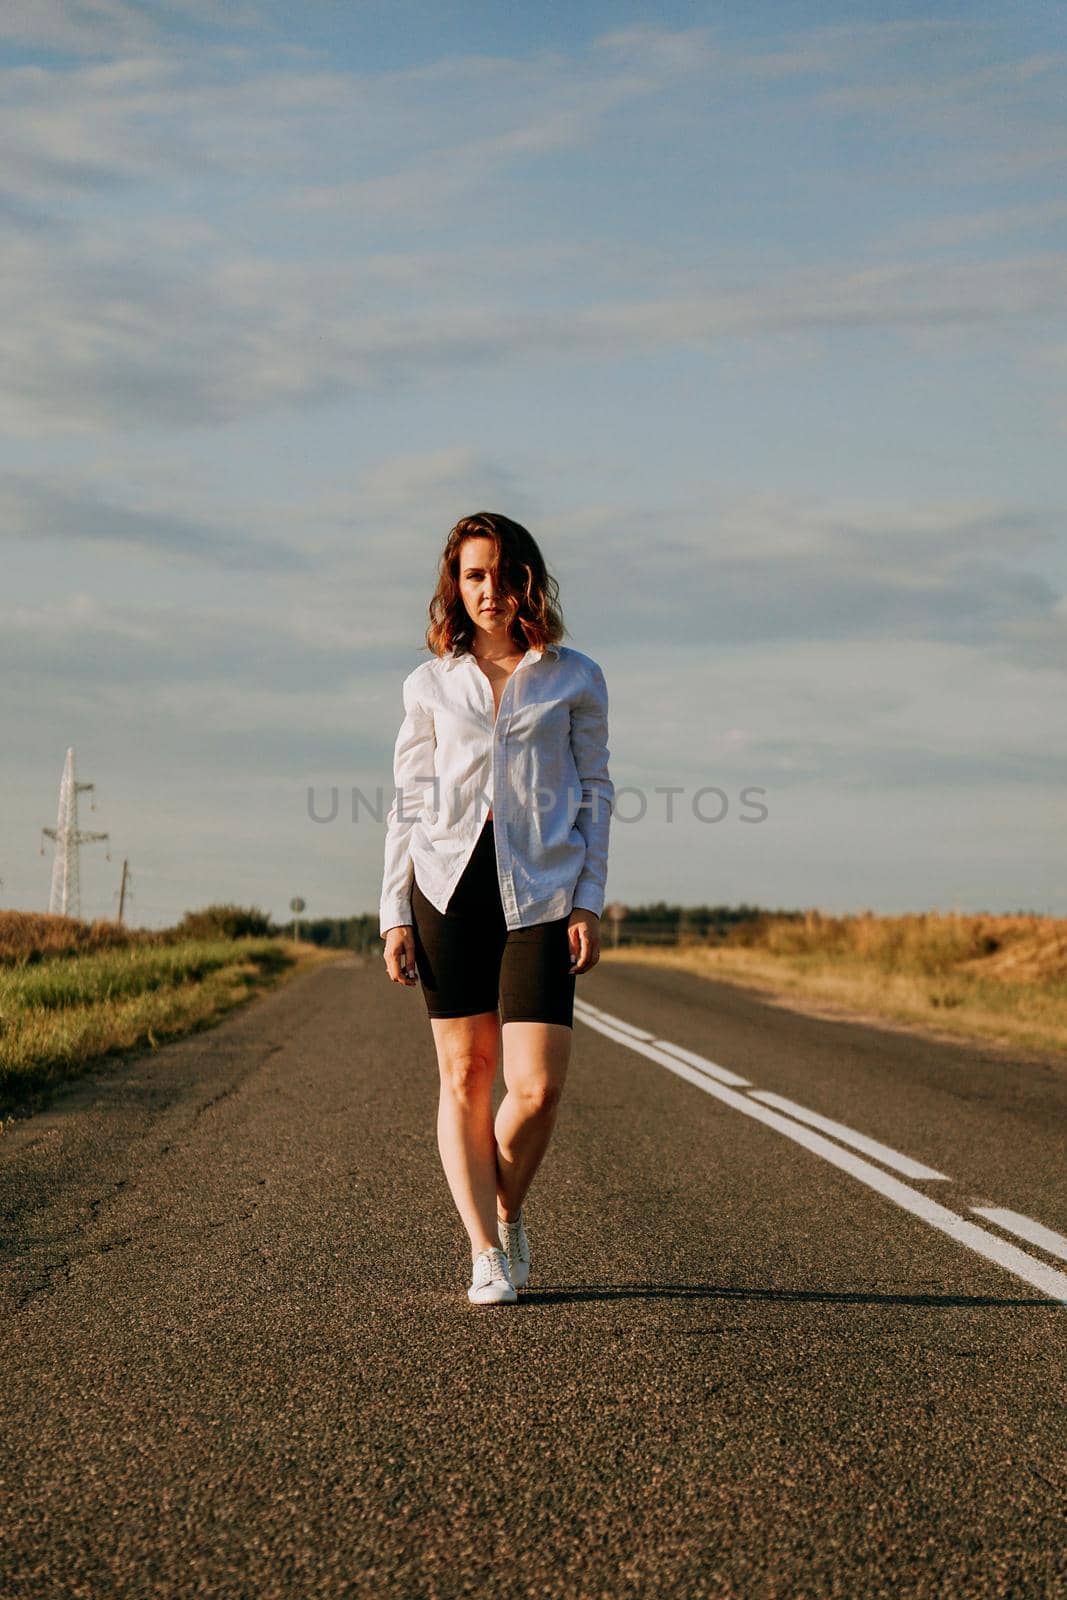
[379,672,437,937]
[569,660,614,918]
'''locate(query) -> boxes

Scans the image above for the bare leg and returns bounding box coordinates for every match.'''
[430,1011,503,1259]
[494,1021,572,1222]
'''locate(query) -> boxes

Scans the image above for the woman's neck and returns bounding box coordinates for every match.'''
[471,626,524,662]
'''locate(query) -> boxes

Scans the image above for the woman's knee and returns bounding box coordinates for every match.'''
[432,1014,499,1102]
[439,1049,496,1102]
[509,1075,563,1116]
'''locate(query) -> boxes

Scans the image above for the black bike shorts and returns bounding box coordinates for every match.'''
[410,818,575,1027]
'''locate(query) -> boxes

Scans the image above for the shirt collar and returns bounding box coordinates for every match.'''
[439,643,560,671]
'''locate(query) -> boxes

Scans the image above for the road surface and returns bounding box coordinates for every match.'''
[2,955,1065,1598]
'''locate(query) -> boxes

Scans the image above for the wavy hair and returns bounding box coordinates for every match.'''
[426,512,565,657]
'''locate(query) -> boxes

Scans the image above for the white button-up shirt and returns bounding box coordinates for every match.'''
[379,644,614,936]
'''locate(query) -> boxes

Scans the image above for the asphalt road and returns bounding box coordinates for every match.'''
[2,955,1065,1599]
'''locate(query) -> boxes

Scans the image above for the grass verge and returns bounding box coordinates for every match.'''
[0,936,343,1122]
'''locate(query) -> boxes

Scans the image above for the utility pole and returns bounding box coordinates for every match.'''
[117,859,130,926]
[41,747,110,919]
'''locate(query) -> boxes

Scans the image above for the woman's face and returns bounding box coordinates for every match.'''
[457,536,518,642]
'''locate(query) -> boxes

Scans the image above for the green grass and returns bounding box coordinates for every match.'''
[0,936,304,1117]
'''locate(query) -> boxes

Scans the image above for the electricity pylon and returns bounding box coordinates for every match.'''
[41,747,110,919]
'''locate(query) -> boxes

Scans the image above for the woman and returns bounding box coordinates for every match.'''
[379,512,614,1306]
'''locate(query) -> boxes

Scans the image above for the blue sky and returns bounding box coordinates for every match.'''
[4,1,1066,926]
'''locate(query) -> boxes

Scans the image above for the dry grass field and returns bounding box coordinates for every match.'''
[602,911,1067,1061]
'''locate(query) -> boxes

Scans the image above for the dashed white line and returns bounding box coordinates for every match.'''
[574,999,1067,1305]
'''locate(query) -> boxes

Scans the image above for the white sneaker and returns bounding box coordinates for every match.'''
[468,1246,518,1304]
[497,1209,531,1289]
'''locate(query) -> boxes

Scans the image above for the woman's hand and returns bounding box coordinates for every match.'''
[383,925,418,986]
[567,909,601,975]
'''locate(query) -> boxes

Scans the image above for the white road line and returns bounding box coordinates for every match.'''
[574,1000,750,1087]
[747,1090,949,1181]
[971,1208,1067,1264]
[575,1006,1067,1304]
[573,1000,657,1042]
[645,1040,751,1089]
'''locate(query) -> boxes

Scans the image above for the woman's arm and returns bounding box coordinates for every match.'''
[569,660,614,919]
[379,672,436,937]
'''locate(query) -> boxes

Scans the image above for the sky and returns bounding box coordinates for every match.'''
[3,0,1066,928]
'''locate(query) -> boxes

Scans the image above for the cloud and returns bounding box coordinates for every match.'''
[12,466,1063,683]
[0,591,420,758]
[605,628,1067,797]
[1,15,1064,434]
[0,470,308,569]
[536,490,1067,684]
[4,229,1066,437]
[888,199,1067,251]
[5,584,1063,804]
[0,23,705,209]
[0,0,261,55]
[6,482,1064,744]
